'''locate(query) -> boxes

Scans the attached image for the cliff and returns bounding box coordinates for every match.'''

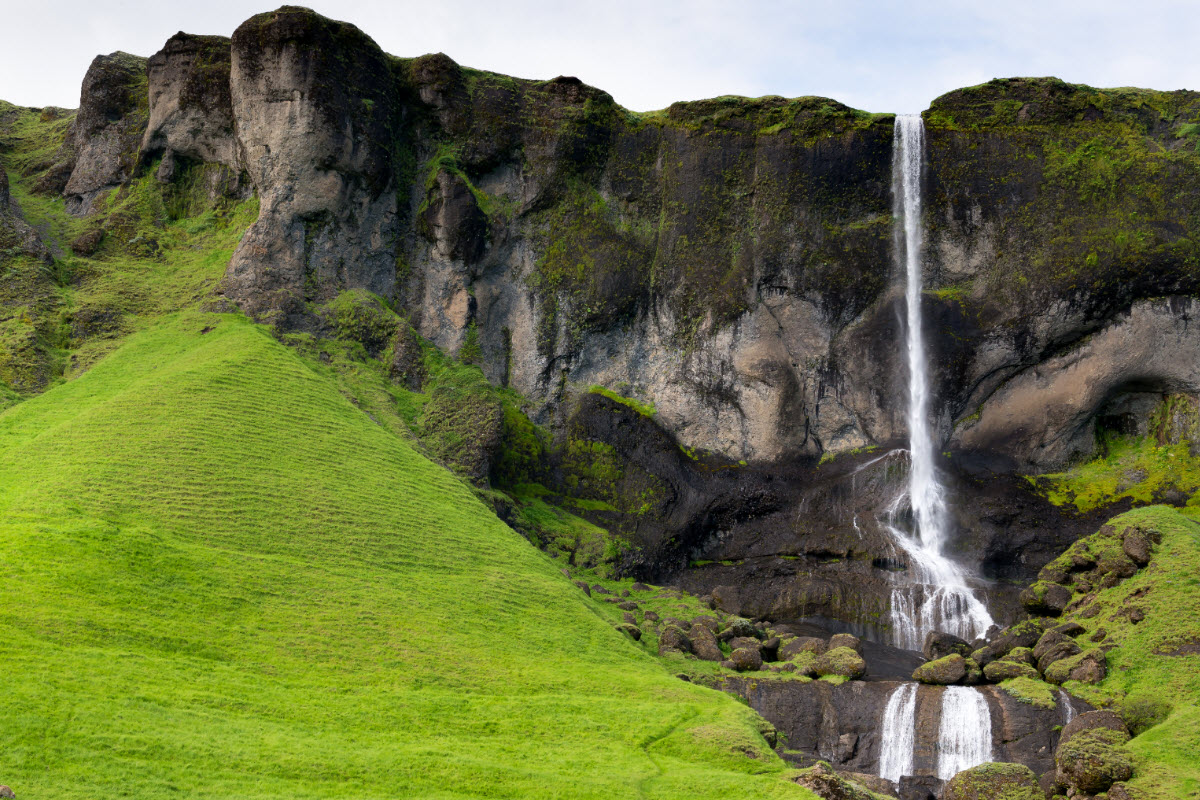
[4,4,1200,645]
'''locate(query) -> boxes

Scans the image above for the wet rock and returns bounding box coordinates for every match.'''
[815,646,866,679]
[913,654,967,685]
[943,762,1042,800]
[898,775,941,800]
[729,646,763,672]
[924,631,972,661]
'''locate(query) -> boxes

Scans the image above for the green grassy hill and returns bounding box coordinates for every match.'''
[0,310,809,799]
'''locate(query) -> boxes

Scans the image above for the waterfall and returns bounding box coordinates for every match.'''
[937,686,993,779]
[1059,689,1076,725]
[878,683,918,783]
[886,115,994,649]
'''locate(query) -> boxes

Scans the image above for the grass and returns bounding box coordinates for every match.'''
[1049,505,1200,799]
[0,312,814,799]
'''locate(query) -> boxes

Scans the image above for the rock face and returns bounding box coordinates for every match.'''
[723,679,1062,778]
[63,52,148,214]
[141,32,240,179]
[222,7,401,324]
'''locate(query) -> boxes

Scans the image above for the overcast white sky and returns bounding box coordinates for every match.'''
[1,1,1197,114]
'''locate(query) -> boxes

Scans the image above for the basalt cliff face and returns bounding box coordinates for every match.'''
[4,5,1200,638]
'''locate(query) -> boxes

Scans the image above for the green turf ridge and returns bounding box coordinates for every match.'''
[0,312,814,799]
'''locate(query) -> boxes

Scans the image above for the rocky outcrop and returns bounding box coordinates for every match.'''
[222,7,401,324]
[63,52,148,214]
[0,168,50,262]
[141,33,240,179]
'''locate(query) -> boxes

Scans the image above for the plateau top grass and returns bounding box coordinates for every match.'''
[0,311,812,799]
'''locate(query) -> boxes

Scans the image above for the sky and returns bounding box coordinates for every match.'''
[1,1,1198,114]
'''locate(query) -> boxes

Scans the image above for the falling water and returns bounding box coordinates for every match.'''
[1059,689,1077,725]
[886,115,994,649]
[937,686,993,779]
[878,683,918,783]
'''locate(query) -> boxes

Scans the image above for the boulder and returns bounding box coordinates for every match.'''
[983,658,1039,682]
[729,646,763,672]
[658,625,693,655]
[913,654,967,685]
[643,611,659,623]
[829,633,861,653]
[690,614,721,633]
[617,601,638,611]
[924,630,972,661]
[780,636,827,659]
[630,582,651,592]
[1045,649,1107,685]
[688,624,723,662]
[69,228,105,256]
[974,620,1045,666]
[791,762,890,799]
[1122,528,1153,566]
[0,787,13,799]
[730,636,762,653]
[1060,710,1129,747]
[1020,581,1073,616]
[719,617,760,641]
[944,762,1042,800]
[573,581,591,596]
[614,622,641,641]
[963,657,983,685]
[1055,728,1134,794]
[591,585,611,595]
[1033,630,1082,673]
[761,636,781,661]
[815,646,866,679]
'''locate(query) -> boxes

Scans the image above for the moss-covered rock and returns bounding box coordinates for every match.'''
[1020,580,1074,615]
[984,658,1040,683]
[943,762,1042,800]
[1055,728,1134,794]
[913,653,967,684]
[814,646,866,679]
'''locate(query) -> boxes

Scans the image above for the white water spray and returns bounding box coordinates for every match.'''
[1059,689,1076,725]
[886,115,994,649]
[937,686,993,779]
[878,683,918,783]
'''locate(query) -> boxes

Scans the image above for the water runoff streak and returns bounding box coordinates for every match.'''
[886,115,994,650]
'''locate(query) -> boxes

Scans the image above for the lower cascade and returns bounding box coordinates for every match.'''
[878,683,918,783]
[937,687,993,780]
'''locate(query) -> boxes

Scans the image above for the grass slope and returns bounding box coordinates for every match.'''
[0,312,809,799]
[1052,505,1200,799]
